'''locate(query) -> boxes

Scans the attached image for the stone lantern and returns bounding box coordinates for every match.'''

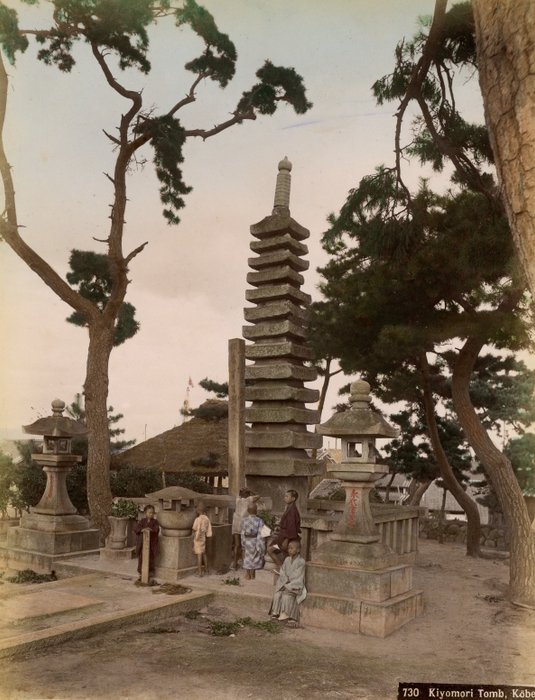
[22,399,88,519]
[6,399,99,570]
[317,380,398,550]
[303,381,423,637]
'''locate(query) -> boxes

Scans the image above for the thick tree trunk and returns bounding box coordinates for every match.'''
[472,0,535,295]
[420,357,482,556]
[452,336,535,607]
[84,323,114,539]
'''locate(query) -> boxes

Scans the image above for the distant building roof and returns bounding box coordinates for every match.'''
[111,400,228,475]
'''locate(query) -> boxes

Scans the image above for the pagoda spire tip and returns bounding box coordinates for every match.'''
[273,156,292,213]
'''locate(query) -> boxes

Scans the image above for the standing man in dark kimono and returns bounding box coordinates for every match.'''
[267,489,301,569]
[134,504,160,583]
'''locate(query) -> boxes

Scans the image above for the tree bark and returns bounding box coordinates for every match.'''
[419,355,482,556]
[472,0,535,295]
[452,336,535,607]
[84,323,115,538]
[406,478,432,506]
[384,471,396,503]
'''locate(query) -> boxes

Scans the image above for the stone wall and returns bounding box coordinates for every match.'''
[419,516,509,550]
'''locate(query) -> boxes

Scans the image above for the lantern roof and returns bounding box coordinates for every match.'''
[145,486,199,502]
[317,380,398,439]
[23,399,89,438]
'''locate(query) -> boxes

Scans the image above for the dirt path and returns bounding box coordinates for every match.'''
[1,541,534,700]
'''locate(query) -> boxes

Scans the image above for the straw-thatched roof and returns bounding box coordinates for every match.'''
[111,400,228,475]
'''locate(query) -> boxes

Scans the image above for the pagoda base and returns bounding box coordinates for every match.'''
[303,538,423,637]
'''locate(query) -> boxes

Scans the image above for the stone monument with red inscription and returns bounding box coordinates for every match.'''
[302,381,424,637]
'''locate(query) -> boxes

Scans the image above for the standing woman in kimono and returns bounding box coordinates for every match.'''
[240,503,266,580]
[269,539,307,627]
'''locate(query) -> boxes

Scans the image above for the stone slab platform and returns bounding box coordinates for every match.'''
[301,588,424,638]
[2,588,104,623]
[0,570,213,658]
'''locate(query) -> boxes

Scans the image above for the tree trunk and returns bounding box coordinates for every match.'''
[312,358,342,461]
[384,471,396,503]
[452,336,535,607]
[419,357,482,556]
[472,0,535,295]
[406,478,432,506]
[84,323,114,539]
[437,486,447,545]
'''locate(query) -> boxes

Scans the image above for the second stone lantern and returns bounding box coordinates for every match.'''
[303,380,424,637]
[317,379,398,562]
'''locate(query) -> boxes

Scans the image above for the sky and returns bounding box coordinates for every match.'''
[0,0,488,444]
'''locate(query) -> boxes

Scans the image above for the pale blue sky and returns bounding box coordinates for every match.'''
[0,1,485,442]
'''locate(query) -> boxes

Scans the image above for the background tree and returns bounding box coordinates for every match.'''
[0,448,15,518]
[0,1,311,534]
[320,0,535,605]
[506,435,535,500]
[383,406,474,508]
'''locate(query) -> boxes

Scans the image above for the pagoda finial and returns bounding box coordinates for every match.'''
[272,156,292,214]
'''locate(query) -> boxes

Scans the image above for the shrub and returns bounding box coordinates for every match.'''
[165,471,214,494]
[111,499,139,518]
[110,466,163,497]
[258,510,277,530]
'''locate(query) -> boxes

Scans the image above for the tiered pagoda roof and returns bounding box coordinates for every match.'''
[243,158,322,491]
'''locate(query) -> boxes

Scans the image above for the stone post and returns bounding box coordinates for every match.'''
[228,338,246,497]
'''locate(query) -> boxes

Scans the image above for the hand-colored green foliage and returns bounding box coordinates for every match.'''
[505,435,535,497]
[65,251,140,346]
[110,498,138,518]
[198,378,228,398]
[6,569,57,584]
[310,1,532,501]
[3,1,311,226]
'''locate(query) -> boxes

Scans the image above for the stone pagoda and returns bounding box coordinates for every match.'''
[243,157,322,511]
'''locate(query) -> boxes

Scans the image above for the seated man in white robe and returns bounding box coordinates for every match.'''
[269,539,307,627]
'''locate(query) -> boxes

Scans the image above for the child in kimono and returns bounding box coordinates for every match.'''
[231,488,260,570]
[192,501,212,576]
[134,504,160,583]
[240,503,266,580]
[269,539,307,627]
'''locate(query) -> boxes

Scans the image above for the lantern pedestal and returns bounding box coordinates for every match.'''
[304,466,423,637]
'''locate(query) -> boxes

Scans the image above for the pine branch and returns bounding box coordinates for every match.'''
[184,108,256,140]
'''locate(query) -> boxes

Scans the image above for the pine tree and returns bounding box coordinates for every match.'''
[313,0,535,605]
[0,1,311,534]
